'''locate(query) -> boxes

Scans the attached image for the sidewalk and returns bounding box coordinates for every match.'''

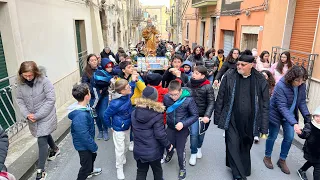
[5,99,75,180]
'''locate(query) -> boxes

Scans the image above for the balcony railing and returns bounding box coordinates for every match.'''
[192,0,217,8]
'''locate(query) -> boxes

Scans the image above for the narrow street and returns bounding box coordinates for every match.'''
[29,124,312,180]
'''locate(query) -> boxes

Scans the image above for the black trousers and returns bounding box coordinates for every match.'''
[37,135,57,169]
[77,151,97,180]
[136,159,163,180]
[301,161,320,180]
[166,127,189,170]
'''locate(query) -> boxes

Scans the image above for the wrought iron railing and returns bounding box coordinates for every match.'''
[77,50,88,76]
[270,46,318,98]
[0,75,28,139]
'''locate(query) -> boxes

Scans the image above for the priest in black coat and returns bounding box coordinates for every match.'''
[214,55,269,180]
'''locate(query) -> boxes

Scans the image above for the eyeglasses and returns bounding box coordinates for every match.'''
[236,62,250,67]
[125,85,131,90]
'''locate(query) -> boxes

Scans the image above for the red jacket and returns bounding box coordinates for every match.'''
[150,85,168,124]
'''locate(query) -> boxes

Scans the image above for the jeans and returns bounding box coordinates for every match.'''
[190,120,205,154]
[77,151,97,180]
[208,75,214,85]
[136,159,163,180]
[265,120,294,160]
[37,135,57,169]
[96,96,109,133]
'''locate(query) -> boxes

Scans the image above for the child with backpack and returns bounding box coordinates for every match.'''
[131,86,173,180]
[297,106,320,180]
[90,58,115,141]
[104,79,136,180]
[163,80,198,180]
[68,84,102,180]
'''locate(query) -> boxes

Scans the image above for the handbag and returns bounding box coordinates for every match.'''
[199,117,211,135]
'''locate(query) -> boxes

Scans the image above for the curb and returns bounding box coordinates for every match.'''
[7,115,71,180]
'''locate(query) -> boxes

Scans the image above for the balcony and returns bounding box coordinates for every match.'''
[192,0,217,8]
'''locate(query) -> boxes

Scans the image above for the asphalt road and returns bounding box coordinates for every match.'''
[28,123,313,180]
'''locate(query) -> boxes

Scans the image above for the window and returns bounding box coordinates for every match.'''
[113,26,116,42]
[186,22,189,39]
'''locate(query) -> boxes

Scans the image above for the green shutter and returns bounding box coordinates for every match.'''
[75,21,84,76]
[0,32,15,129]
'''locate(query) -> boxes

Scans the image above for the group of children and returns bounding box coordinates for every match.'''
[68,52,320,180]
[67,52,216,180]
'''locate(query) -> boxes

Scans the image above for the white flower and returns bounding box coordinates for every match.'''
[131,51,137,56]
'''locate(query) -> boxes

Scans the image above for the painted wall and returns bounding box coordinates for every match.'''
[0,0,103,107]
[217,0,266,52]
[260,0,289,53]
[311,7,320,80]
[182,1,198,48]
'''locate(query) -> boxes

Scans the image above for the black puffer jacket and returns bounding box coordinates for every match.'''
[215,59,237,81]
[100,49,116,59]
[132,98,171,163]
[188,79,214,117]
[0,126,8,171]
[214,69,269,135]
[298,122,320,163]
[162,67,189,88]
[163,88,199,130]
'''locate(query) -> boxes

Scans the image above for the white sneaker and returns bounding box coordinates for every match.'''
[254,136,260,143]
[160,154,166,164]
[117,168,125,180]
[196,148,202,159]
[129,141,134,152]
[189,154,197,166]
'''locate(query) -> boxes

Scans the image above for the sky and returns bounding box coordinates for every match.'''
[139,0,170,7]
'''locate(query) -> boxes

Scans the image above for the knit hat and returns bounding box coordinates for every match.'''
[142,86,158,101]
[313,106,320,116]
[146,73,162,86]
[239,55,255,63]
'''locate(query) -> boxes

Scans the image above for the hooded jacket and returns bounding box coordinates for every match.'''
[68,105,98,152]
[131,98,170,163]
[182,60,193,79]
[187,79,215,117]
[269,77,311,126]
[163,88,199,130]
[104,81,136,131]
[91,58,114,99]
[0,126,8,171]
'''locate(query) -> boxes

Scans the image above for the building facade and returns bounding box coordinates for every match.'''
[0,0,104,129]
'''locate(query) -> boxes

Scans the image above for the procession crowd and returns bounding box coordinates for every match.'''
[1,41,320,180]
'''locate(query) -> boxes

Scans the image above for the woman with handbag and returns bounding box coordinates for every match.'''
[187,66,215,166]
[264,66,311,175]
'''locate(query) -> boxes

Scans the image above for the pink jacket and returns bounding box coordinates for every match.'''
[270,62,288,84]
[255,57,270,72]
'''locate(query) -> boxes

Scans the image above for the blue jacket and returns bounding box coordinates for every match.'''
[163,88,199,130]
[68,105,98,152]
[131,98,171,163]
[104,81,136,131]
[269,77,311,126]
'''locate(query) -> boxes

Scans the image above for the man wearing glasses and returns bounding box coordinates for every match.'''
[214,54,269,180]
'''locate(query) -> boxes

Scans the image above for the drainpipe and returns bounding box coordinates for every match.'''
[196,8,199,46]
[234,18,239,48]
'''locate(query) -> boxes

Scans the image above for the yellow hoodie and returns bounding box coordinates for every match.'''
[117,75,146,105]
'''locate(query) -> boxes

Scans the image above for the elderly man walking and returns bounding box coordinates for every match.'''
[214,55,269,180]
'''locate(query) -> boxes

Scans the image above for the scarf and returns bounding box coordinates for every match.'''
[25,78,35,87]
[190,78,209,88]
[233,71,256,147]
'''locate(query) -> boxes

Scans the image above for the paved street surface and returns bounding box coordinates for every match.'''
[29,124,312,180]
